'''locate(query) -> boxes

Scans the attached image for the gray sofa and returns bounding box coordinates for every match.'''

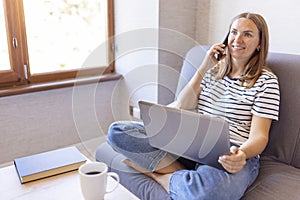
[96,45,300,200]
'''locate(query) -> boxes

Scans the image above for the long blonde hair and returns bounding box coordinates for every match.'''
[212,12,270,88]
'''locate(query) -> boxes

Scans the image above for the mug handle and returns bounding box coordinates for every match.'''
[106,172,120,193]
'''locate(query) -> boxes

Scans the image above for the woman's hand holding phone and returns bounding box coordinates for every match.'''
[215,32,229,61]
[200,33,229,72]
[215,44,227,61]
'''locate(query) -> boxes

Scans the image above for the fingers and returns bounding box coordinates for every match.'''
[200,43,227,73]
[208,43,227,63]
[219,158,246,173]
[230,146,239,154]
[218,148,247,173]
[210,44,226,55]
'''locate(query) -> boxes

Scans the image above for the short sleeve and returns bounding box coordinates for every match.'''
[200,69,213,90]
[251,74,280,120]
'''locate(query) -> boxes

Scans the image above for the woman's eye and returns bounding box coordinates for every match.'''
[231,30,237,35]
[245,33,253,38]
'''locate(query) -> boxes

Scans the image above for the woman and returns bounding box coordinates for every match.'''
[107,12,280,200]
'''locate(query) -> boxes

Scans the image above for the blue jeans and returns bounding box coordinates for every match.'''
[107,121,260,200]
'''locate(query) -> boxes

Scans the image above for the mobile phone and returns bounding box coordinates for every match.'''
[216,32,229,61]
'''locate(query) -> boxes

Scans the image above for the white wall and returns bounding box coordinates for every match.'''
[197,0,300,54]
[114,0,159,109]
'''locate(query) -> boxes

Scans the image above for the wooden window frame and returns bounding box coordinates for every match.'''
[0,0,115,88]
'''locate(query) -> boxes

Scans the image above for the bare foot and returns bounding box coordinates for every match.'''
[155,155,186,174]
[122,159,172,191]
[122,159,151,173]
[148,172,172,191]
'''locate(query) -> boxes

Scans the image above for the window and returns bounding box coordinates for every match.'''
[0,3,10,71]
[0,0,114,87]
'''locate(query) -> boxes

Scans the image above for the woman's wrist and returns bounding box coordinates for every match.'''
[196,67,208,78]
[238,148,248,160]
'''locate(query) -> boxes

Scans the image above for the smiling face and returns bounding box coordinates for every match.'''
[228,18,261,64]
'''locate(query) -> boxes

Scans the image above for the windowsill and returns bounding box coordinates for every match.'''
[0,73,122,97]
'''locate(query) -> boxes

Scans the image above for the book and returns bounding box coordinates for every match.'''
[14,146,87,184]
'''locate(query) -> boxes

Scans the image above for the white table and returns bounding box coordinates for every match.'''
[0,163,139,200]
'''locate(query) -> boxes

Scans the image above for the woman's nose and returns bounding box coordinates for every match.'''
[234,33,243,42]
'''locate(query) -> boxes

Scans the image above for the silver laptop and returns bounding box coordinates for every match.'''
[139,101,230,169]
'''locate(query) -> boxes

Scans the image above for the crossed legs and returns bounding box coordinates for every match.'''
[107,121,185,191]
[123,155,185,191]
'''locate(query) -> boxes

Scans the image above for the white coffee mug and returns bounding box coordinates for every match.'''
[79,162,120,200]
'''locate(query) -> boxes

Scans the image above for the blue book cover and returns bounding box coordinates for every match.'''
[14,146,86,183]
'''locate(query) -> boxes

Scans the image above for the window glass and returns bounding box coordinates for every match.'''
[0,0,11,71]
[23,0,108,74]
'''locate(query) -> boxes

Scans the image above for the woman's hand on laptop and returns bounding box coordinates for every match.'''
[218,146,247,173]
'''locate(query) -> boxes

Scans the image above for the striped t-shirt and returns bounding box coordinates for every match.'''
[198,68,280,146]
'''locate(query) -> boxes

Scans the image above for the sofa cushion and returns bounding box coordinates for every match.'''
[242,156,300,199]
[263,52,300,168]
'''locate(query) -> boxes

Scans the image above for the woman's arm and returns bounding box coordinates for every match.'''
[175,44,225,110]
[239,115,272,158]
[219,115,272,173]
[175,69,204,110]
